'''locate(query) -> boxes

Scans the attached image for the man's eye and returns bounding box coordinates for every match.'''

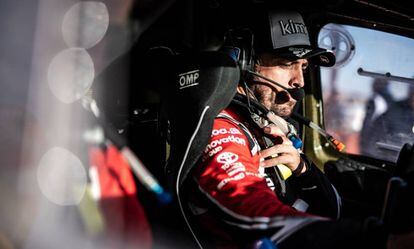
[280,63,293,68]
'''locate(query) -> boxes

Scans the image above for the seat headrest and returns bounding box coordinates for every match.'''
[162,51,240,189]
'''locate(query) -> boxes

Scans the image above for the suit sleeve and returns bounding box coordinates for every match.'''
[193,118,309,218]
[287,155,342,219]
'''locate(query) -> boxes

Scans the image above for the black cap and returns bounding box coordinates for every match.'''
[254,10,335,67]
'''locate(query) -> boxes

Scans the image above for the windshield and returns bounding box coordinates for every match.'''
[318,23,414,162]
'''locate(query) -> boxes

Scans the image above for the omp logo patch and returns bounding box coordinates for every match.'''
[178,70,199,89]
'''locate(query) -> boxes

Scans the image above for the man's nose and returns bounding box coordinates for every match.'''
[289,68,305,88]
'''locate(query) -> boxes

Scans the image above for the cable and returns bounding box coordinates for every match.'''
[291,113,345,152]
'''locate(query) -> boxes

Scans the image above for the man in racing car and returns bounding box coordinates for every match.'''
[179,8,398,249]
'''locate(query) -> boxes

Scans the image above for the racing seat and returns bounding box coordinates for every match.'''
[161,50,240,190]
[158,50,241,247]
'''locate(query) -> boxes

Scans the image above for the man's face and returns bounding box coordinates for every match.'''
[250,53,308,117]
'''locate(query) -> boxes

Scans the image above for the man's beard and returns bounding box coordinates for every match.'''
[270,101,296,117]
[252,87,297,117]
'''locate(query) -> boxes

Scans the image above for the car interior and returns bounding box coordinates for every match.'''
[1,0,414,248]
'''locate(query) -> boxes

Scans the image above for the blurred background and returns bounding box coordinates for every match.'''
[0,1,182,248]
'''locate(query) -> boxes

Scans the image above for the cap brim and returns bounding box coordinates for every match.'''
[276,46,336,67]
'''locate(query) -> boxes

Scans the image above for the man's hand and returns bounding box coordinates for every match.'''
[259,125,304,173]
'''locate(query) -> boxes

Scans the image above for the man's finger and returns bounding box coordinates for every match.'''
[260,155,294,168]
[263,125,285,137]
[260,144,295,158]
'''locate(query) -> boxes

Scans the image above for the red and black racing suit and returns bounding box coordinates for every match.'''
[182,106,387,249]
